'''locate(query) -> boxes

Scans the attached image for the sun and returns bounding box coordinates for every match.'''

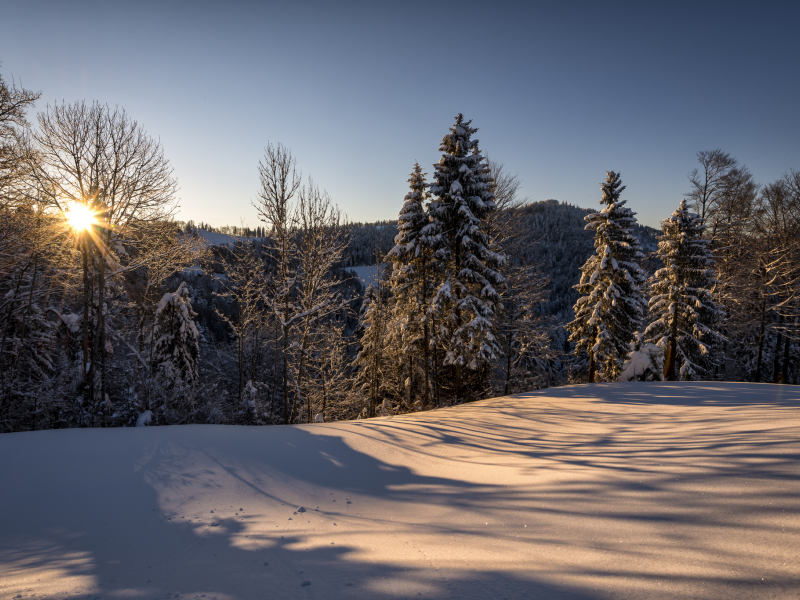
[65,202,96,231]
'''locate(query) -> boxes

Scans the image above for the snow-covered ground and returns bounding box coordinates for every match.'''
[346,264,386,289]
[197,229,259,246]
[2,382,799,599]
[195,229,241,247]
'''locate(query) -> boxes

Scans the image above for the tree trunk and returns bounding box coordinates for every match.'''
[665,317,679,382]
[251,327,258,382]
[588,326,597,383]
[282,319,289,425]
[270,318,278,423]
[780,323,791,384]
[422,322,430,409]
[238,331,244,406]
[97,246,106,424]
[755,295,767,382]
[321,369,327,421]
[89,247,99,424]
[772,315,784,384]
[82,237,91,414]
[408,355,413,407]
[504,344,512,396]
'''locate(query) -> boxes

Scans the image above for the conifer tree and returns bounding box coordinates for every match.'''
[387,163,433,407]
[566,171,647,382]
[152,281,200,385]
[352,284,388,417]
[644,199,724,380]
[423,114,505,399]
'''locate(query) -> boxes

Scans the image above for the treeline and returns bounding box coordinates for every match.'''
[566,156,800,386]
[182,219,401,269]
[2,62,798,433]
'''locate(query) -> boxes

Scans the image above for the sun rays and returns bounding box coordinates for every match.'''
[64,202,97,232]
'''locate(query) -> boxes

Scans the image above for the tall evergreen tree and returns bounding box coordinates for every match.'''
[152,281,200,385]
[644,199,724,381]
[566,171,647,382]
[352,284,388,417]
[387,163,433,407]
[423,114,505,400]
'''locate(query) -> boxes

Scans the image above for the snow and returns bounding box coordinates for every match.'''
[58,312,81,333]
[195,229,239,247]
[1,382,799,599]
[348,264,385,288]
[135,410,153,427]
[619,342,662,381]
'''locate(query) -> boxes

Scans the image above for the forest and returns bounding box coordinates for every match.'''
[1,70,799,433]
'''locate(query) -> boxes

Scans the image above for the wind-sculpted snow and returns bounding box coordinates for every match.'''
[1,382,799,599]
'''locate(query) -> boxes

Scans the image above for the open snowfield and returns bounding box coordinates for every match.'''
[1,382,799,600]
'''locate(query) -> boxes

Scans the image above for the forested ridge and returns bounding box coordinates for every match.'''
[1,67,798,433]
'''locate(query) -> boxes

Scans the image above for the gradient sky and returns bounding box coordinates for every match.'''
[2,1,798,228]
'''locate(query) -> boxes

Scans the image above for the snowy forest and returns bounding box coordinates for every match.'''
[2,72,799,433]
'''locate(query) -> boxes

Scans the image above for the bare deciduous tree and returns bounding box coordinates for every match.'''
[253,143,301,424]
[0,67,40,205]
[687,149,739,223]
[28,101,178,416]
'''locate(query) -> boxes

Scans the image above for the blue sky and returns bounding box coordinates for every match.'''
[2,1,798,228]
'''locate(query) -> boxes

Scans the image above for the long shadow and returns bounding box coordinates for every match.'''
[0,426,600,600]
[521,381,800,406]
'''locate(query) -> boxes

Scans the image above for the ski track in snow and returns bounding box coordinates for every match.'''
[1,382,800,599]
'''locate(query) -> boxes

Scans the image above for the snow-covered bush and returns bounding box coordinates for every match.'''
[619,334,664,381]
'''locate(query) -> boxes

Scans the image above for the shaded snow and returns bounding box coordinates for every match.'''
[135,410,153,427]
[1,383,799,599]
[347,264,385,289]
[195,229,238,247]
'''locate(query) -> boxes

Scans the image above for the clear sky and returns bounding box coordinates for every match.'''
[2,1,798,228]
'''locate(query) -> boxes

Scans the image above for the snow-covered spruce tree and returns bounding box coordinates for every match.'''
[352,283,388,418]
[566,171,647,382]
[152,281,200,389]
[643,199,725,381]
[387,163,434,408]
[423,114,505,400]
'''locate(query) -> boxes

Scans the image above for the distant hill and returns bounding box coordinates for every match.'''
[512,200,659,318]
[194,229,240,247]
[191,202,660,321]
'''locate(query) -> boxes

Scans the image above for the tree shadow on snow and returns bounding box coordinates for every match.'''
[523,380,800,407]
[0,425,601,600]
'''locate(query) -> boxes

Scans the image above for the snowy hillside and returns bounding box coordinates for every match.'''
[195,228,240,247]
[346,264,387,289]
[1,383,799,599]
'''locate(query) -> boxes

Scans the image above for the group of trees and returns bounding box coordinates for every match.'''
[568,153,800,386]
[688,151,800,384]
[2,56,797,433]
[0,68,209,431]
[353,115,557,415]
